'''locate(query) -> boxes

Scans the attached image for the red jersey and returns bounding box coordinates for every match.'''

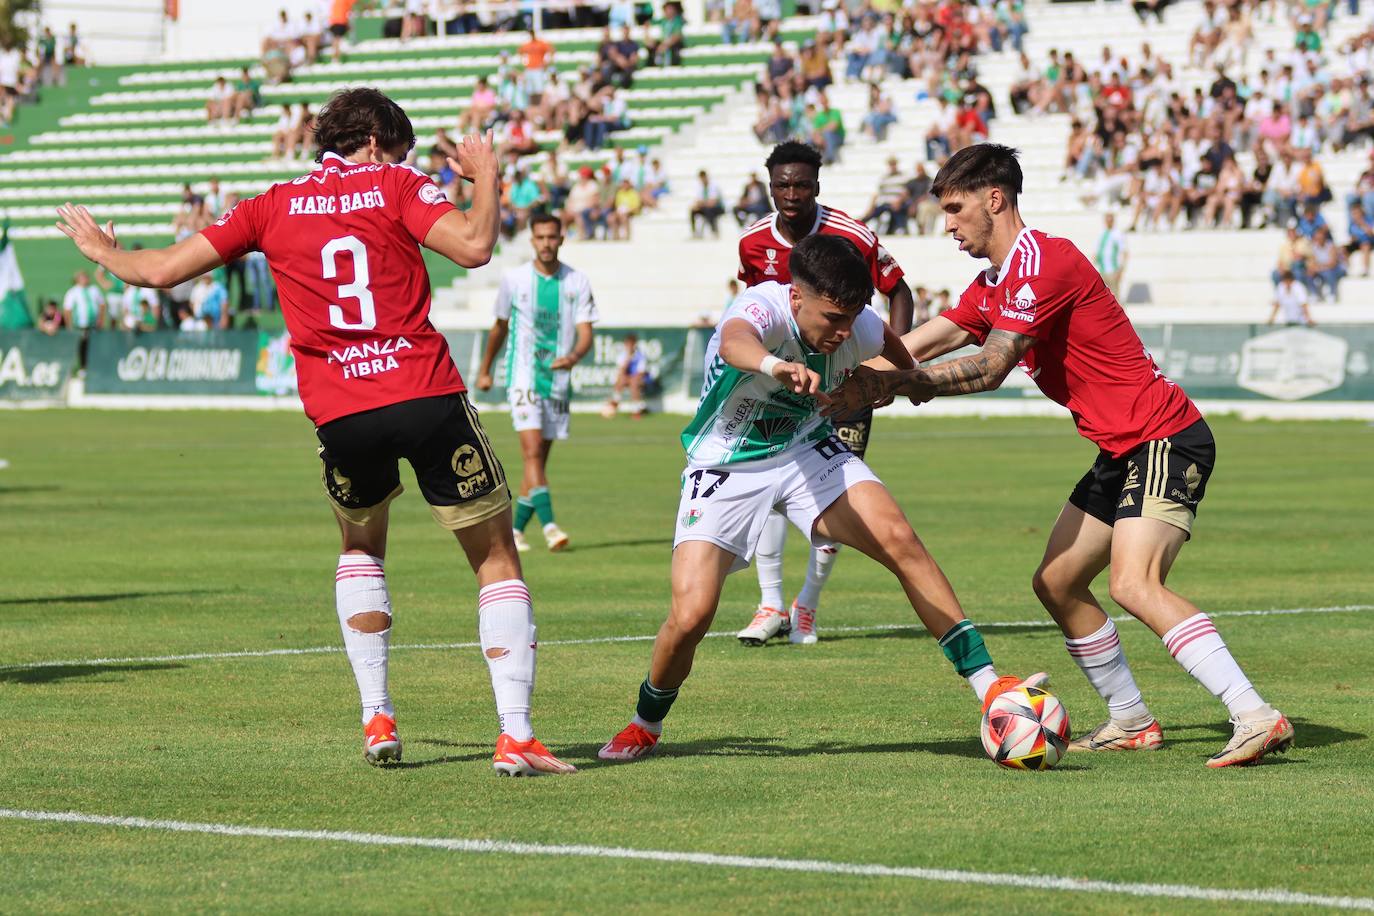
[201,151,464,425]
[737,205,904,296]
[942,228,1200,457]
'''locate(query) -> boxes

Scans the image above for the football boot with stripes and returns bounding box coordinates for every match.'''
[1069,718,1164,752]
[1206,708,1294,768]
[492,734,577,776]
[363,713,402,765]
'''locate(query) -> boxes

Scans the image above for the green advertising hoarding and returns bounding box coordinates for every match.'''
[454,326,713,405]
[0,330,79,401]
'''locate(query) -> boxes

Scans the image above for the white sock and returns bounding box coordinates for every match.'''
[968,664,999,704]
[335,554,393,724]
[1162,613,1265,717]
[1065,618,1152,727]
[796,542,839,610]
[755,510,786,609]
[631,714,662,735]
[478,579,537,741]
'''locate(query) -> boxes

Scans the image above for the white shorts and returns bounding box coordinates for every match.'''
[673,434,882,573]
[509,388,570,440]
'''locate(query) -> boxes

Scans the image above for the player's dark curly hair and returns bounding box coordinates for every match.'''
[764,140,824,174]
[788,235,873,308]
[931,143,1023,203]
[313,87,416,162]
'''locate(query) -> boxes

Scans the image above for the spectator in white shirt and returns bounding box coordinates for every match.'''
[206,76,236,124]
[689,170,724,238]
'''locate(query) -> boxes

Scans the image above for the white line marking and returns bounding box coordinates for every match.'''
[1,808,1370,910]
[5,605,1371,673]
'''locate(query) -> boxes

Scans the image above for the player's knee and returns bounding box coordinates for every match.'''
[871,520,923,565]
[1107,569,1153,612]
[346,610,391,633]
[1032,566,1069,607]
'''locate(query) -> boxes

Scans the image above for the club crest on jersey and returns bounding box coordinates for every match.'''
[419,182,446,205]
[752,415,801,441]
[682,509,703,527]
[1000,283,1037,323]
[763,248,780,277]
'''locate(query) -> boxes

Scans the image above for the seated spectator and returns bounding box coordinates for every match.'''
[860,156,910,235]
[38,298,65,335]
[262,9,296,54]
[114,284,161,332]
[604,333,649,418]
[1308,226,1346,302]
[861,84,897,143]
[1272,226,1314,288]
[1347,201,1374,277]
[232,66,263,122]
[1295,149,1329,209]
[722,0,756,44]
[689,169,724,238]
[62,22,87,68]
[645,1,685,68]
[925,97,957,160]
[1296,203,1328,240]
[760,40,798,96]
[610,178,642,240]
[500,109,540,156]
[206,76,236,125]
[809,93,845,164]
[1239,149,1272,229]
[904,161,942,236]
[191,273,230,329]
[563,167,608,240]
[400,0,427,41]
[1201,157,1244,229]
[584,86,629,150]
[37,26,62,87]
[599,26,640,89]
[502,168,546,237]
[734,173,770,226]
[536,150,570,210]
[1264,149,1301,228]
[177,304,209,333]
[462,77,497,132]
[299,11,323,63]
[1268,270,1314,326]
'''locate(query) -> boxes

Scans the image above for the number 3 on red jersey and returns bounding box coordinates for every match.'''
[322,235,376,331]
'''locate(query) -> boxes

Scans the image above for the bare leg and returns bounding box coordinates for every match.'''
[1030,503,1114,638]
[648,540,737,689]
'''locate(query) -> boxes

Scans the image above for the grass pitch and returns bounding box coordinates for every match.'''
[2,409,1372,912]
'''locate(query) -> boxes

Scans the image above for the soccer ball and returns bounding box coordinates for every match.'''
[980,685,1071,770]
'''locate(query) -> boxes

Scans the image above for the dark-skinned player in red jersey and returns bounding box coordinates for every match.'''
[55,88,576,777]
[734,140,915,648]
[824,144,1293,768]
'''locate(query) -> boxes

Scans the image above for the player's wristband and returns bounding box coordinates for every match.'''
[758,355,783,377]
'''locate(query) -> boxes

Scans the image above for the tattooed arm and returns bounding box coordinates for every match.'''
[897,329,1035,399]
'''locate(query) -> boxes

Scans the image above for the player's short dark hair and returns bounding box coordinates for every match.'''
[931,143,1023,203]
[765,140,823,174]
[789,235,873,309]
[529,211,563,232]
[313,87,416,162]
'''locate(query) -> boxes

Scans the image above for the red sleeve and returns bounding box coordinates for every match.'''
[200,192,265,262]
[870,239,904,296]
[990,272,1073,340]
[392,165,457,243]
[737,236,757,285]
[941,284,992,343]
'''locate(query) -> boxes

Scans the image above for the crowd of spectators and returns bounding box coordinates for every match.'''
[1,23,87,127]
[1018,0,1374,302]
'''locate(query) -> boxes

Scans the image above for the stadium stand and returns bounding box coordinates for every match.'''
[4,1,1373,327]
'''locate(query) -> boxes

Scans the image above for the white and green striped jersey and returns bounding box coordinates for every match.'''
[681,281,884,468]
[494,261,599,400]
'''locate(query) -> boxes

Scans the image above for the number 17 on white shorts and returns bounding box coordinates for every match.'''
[672,435,881,573]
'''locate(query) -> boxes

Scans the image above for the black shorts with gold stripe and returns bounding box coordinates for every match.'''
[832,405,874,460]
[1068,418,1215,537]
[315,393,510,531]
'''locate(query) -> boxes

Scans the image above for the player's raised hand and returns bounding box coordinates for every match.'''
[55,203,119,263]
[448,129,498,182]
[770,359,822,397]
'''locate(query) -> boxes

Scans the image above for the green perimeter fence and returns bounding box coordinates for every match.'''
[2,324,1373,405]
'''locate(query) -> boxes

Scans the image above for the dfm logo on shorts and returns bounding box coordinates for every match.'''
[452,445,490,498]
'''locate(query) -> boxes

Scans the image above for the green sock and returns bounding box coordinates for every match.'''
[939,619,993,677]
[530,486,554,526]
[513,496,535,532]
[636,678,680,724]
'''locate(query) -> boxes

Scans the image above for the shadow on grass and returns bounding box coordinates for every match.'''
[1164,717,1363,751]
[824,622,1061,641]
[0,662,187,684]
[0,589,220,606]
[0,485,63,496]
[563,538,671,553]
[390,734,1093,771]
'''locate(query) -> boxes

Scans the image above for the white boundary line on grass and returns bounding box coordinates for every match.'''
[4,605,1371,673]
[2,808,1371,911]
